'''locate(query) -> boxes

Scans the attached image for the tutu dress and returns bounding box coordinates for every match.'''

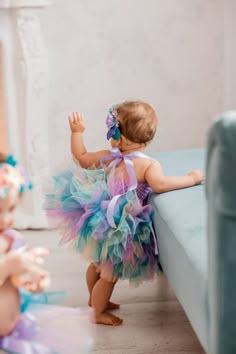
[46,148,159,286]
[0,230,94,354]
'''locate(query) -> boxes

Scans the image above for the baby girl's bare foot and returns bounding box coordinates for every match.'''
[88,298,120,310]
[93,311,123,326]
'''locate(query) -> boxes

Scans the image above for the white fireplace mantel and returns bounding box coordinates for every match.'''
[0,1,50,228]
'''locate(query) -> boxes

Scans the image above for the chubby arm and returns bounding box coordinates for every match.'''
[145,159,205,193]
[69,112,108,168]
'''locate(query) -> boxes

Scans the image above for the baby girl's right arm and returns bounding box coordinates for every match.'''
[69,112,108,168]
[145,159,205,193]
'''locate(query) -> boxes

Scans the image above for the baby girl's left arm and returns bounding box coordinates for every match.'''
[145,159,205,193]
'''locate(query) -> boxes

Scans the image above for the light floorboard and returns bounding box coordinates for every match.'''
[2,230,205,354]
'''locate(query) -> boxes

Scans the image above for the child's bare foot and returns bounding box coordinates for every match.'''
[93,311,123,326]
[88,298,120,310]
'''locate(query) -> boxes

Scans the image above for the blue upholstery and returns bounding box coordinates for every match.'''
[149,112,236,354]
[206,112,236,354]
[149,150,208,350]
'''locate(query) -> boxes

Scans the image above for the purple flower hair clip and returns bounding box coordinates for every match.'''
[106,105,121,141]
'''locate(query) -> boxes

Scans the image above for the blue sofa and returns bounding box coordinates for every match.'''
[149,111,236,354]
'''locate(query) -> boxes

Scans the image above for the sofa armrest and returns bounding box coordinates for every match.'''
[206,111,236,354]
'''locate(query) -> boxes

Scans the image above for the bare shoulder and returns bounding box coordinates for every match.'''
[133,156,160,183]
[144,158,163,176]
[134,156,160,169]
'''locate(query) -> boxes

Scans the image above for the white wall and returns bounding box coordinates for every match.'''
[41,0,223,168]
[224,0,236,110]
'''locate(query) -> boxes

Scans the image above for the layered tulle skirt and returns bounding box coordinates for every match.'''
[0,290,93,354]
[45,164,159,286]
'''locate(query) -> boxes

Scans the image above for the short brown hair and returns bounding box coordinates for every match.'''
[116,101,157,144]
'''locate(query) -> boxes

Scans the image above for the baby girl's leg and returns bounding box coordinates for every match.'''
[86,263,100,306]
[91,278,122,326]
[86,263,120,310]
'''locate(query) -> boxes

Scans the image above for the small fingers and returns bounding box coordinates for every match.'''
[30,247,49,258]
[29,247,49,265]
[68,113,76,123]
[30,247,49,256]
[21,248,48,266]
[26,274,51,293]
[40,275,51,289]
[68,115,73,123]
[78,112,84,121]
[69,112,83,123]
[73,112,77,122]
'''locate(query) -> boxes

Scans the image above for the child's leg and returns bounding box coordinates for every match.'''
[86,263,120,310]
[91,278,122,326]
[86,263,100,306]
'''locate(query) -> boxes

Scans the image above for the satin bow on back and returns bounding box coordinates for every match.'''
[101,148,158,255]
[101,148,148,228]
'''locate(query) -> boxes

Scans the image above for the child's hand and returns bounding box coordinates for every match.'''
[11,267,50,293]
[68,112,85,133]
[11,268,50,293]
[7,247,50,293]
[7,247,48,275]
[188,170,205,185]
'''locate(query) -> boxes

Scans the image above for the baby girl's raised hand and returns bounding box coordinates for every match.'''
[68,112,85,133]
[188,170,205,185]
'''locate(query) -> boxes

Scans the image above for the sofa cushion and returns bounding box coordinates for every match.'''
[149,149,208,349]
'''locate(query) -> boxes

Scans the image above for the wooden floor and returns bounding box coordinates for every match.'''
[20,230,205,354]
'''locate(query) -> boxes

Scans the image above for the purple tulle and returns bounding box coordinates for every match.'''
[0,313,51,354]
[0,307,94,354]
[46,148,159,285]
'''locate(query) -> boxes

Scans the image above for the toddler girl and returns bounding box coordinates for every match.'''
[0,154,93,354]
[46,100,204,326]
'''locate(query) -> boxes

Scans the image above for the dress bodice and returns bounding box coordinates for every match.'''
[102,148,152,204]
[136,182,152,203]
